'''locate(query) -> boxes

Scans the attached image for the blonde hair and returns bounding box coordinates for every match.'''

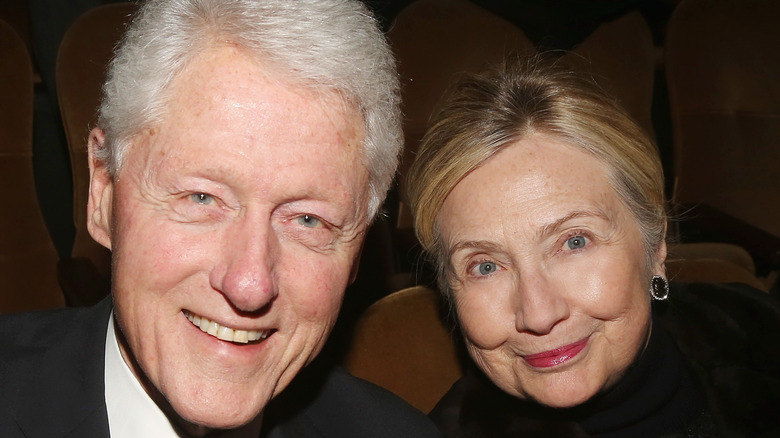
[407,57,666,296]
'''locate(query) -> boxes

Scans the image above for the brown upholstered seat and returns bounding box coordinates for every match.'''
[667,242,767,291]
[0,0,32,57]
[55,2,137,305]
[563,10,656,139]
[667,258,767,292]
[0,18,65,313]
[666,0,780,240]
[389,0,536,196]
[342,286,462,414]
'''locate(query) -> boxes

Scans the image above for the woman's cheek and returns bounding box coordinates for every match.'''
[456,285,512,350]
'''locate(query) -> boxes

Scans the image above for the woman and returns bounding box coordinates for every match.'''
[407,58,780,437]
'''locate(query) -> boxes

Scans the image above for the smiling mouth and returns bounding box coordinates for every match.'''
[184,311,270,344]
[522,338,589,368]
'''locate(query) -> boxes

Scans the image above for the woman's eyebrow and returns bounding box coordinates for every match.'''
[536,209,611,240]
[446,209,613,257]
[447,240,504,259]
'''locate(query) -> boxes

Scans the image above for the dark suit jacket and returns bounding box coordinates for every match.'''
[0,299,441,437]
[0,297,112,436]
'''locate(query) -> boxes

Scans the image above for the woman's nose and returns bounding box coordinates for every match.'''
[211,219,278,313]
[514,274,570,335]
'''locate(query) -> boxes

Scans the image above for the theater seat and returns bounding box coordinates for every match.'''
[343,286,462,413]
[666,0,780,243]
[55,2,137,305]
[0,18,65,313]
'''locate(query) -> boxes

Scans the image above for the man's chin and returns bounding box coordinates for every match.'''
[168,405,265,436]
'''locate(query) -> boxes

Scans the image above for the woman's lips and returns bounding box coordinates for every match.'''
[522,337,589,368]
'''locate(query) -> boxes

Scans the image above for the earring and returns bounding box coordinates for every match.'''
[650,275,669,301]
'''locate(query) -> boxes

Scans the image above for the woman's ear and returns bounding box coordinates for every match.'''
[654,240,668,276]
[86,128,113,250]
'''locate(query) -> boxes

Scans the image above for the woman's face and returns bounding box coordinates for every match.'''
[438,133,665,408]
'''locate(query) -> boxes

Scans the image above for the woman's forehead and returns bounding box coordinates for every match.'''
[438,134,631,242]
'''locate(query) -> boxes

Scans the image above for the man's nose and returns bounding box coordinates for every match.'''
[514,273,570,335]
[211,219,278,313]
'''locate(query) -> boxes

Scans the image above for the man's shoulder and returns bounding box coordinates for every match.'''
[0,298,112,387]
[317,367,442,434]
[0,299,111,350]
[263,365,442,438]
[0,299,113,436]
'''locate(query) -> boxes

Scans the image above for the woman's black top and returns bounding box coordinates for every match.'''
[430,282,780,437]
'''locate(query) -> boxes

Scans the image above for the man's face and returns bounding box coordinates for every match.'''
[87,45,369,429]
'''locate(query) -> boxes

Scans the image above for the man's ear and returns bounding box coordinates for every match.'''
[86,128,114,250]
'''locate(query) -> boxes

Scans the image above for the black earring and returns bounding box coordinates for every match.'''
[650,275,669,301]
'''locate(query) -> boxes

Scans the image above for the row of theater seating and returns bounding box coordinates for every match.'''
[0,0,778,356]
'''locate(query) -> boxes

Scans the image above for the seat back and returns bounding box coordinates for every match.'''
[564,10,656,138]
[0,18,65,313]
[666,0,780,238]
[389,0,535,228]
[667,258,767,292]
[668,242,756,275]
[343,286,462,413]
[56,2,137,282]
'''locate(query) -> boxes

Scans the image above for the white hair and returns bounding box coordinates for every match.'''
[97,0,401,220]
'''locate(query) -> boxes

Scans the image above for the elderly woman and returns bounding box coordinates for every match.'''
[407,59,780,437]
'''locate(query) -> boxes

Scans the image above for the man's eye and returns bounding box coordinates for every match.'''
[472,261,498,276]
[566,235,588,250]
[189,193,214,205]
[297,214,321,228]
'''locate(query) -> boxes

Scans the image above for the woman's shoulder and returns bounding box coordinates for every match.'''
[659,282,780,360]
[429,368,589,438]
[667,281,780,315]
[657,281,780,436]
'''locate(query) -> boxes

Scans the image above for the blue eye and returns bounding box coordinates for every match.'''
[477,261,498,276]
[566,235,588,250]
[190,193,213,205]
[297,214,321,228]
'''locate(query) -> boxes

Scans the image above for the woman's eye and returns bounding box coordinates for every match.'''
[565,235,589,250]
[474,261,498,276]
[297,214,321,228]
[189,193,214,205]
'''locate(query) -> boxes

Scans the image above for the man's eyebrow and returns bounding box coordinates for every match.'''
[537,209,610,240]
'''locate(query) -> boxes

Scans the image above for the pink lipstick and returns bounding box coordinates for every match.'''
[522,338,588,368]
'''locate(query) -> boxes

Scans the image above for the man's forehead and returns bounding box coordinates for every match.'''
[168,46,352,119]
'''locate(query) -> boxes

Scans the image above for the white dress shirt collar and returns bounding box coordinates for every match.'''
[105,312,182,437]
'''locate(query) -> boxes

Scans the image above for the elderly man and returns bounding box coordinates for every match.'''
[0,1,441,437]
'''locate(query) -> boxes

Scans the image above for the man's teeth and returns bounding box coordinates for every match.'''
[184,311,268,344]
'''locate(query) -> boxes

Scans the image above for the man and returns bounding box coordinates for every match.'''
[0,1,441,436]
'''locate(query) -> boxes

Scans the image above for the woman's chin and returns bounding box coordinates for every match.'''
[520,384,599,409]
[535,393,592,409]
